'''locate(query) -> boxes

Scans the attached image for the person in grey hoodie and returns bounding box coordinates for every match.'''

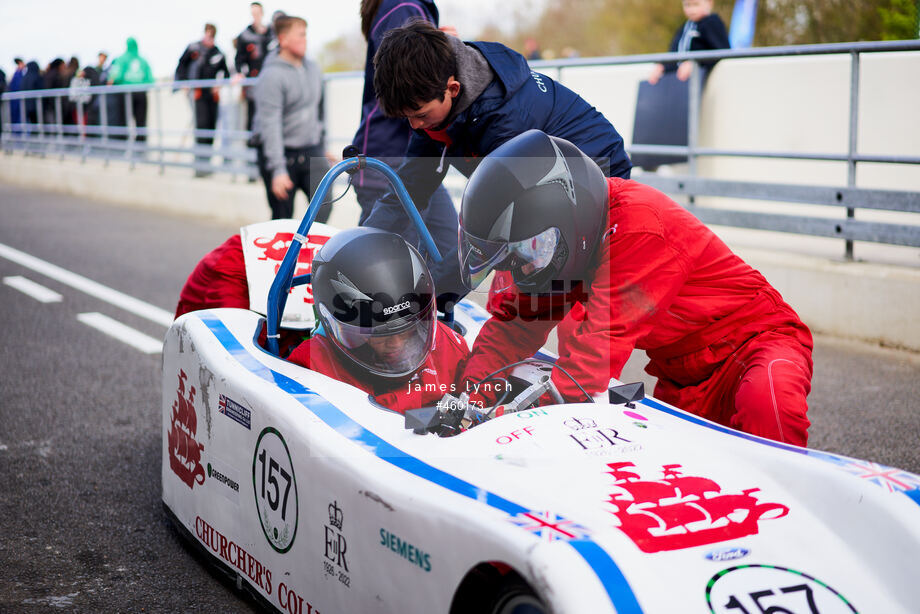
[252,15,331,220]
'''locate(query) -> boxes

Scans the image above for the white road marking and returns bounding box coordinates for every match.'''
[77,312,163,354]
[0,242,174,327]
[3,275,63,303]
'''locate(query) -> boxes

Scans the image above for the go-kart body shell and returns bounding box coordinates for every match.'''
[162,303,920,614]
[163,157,920,613]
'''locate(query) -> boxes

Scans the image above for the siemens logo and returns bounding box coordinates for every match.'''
[379,528,431,572]
[383,301,411,316]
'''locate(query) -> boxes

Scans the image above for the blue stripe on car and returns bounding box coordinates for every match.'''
[198,314,643,612]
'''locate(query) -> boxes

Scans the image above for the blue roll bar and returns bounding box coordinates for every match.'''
[265,156,442,355]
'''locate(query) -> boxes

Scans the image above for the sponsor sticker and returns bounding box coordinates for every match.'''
[219,394,252,430]
[379,528,432,572]
[253,427,298,553]
[207,460,240,504]
[705,547,750,563]
[705,565,858,613]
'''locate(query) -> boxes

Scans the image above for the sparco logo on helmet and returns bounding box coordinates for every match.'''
[383,301,411,316]
[331,293,430,322]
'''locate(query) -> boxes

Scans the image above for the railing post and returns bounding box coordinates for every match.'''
[1,98,9,154]
[687,59,702,205]
[845,50,860,261]
[35,95,45,156]
[55,95,64,158]
[100,92,109,166]
[125,91,135,168]
[77,100,86,163]
[190,89,199,174]
[156,86,165,175]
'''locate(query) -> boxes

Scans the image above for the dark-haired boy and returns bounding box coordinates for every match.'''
[361,20,632,308]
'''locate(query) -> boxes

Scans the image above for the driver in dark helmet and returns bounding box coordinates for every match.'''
[287,227,470,413]
[458,130,814,446]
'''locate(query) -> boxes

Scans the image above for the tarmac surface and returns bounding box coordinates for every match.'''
[1,183,918,612]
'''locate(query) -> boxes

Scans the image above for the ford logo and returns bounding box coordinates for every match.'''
[705,547,749,562]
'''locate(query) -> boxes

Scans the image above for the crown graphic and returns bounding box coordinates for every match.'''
[564,417,597,431]
[328,501,344,530]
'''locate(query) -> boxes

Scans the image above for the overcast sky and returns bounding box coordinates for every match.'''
[0,0,542,78]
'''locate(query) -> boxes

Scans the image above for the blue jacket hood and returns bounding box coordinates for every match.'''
[466,41,532,101]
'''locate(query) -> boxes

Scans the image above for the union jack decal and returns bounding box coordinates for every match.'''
[840,460,920,493]
[509,510,590,542]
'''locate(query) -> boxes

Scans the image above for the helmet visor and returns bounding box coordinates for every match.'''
[319,297,436,378]
[460,227,561,292]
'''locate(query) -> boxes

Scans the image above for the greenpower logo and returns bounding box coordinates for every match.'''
[252,427,298,553]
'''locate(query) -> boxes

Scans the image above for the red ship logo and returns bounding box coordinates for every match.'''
[605,462,789,553]
[167,370,205,489]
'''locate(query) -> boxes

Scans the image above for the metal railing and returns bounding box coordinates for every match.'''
[3,40,920,258]
[1,77,259,179]
[530,39,920,258]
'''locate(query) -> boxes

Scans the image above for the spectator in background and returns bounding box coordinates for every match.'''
[267,10,287,56]
[648,0,730,84]
[235,1,272,133]
[108,37,154,143]
[42,59,67,128]
[80,55,105,129]
[21,61,43,127]
[351,0,454,225]
[95,51,109,83]
[63,56,81,127]
[176,23,231,177]
[7,59,25,133]
[253,16,332,221]
[6,59,24,131]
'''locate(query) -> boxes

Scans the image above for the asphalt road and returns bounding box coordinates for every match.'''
[1,184,918,612]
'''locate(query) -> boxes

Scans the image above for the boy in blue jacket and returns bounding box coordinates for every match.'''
[361,20,632,310]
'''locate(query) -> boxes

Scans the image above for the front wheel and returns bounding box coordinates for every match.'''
[490,581,547,614]
[450,565,548,614]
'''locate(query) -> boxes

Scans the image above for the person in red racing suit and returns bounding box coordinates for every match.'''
[174,233,307,356]
[288,227,471,413]
[175,234,249,318]
[288,321,470,413]
[459,131,813,446]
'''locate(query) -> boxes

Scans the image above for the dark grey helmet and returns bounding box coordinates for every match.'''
[459,129,609,293]
[311,227,436,378]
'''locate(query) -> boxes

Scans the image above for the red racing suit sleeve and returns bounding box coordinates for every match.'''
[175,235,249,318]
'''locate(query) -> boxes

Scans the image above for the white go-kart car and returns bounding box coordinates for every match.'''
[162,157,920,614]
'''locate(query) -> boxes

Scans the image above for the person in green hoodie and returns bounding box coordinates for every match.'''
[107,37,154,143]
